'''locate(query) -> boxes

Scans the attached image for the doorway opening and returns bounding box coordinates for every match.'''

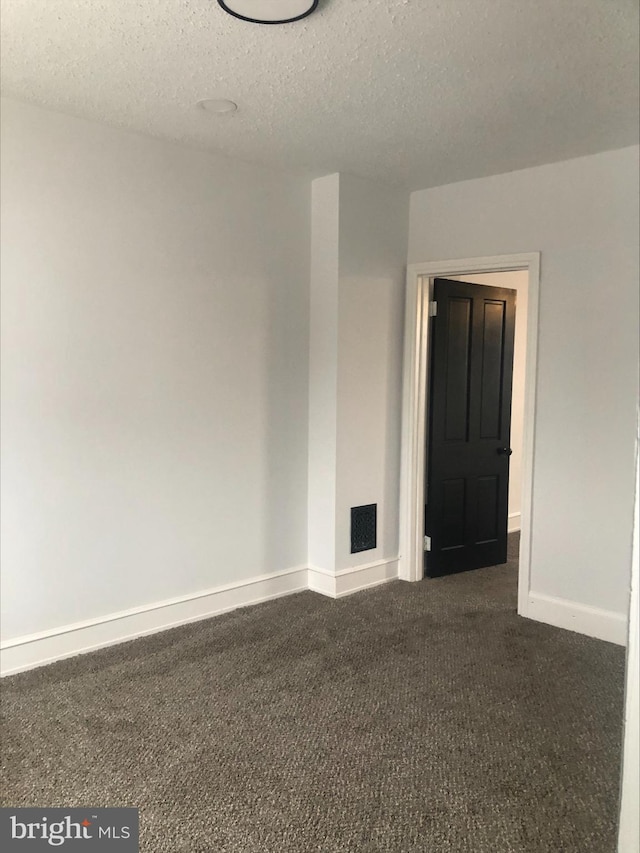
[399,254,540,617]
[425,276,518,577]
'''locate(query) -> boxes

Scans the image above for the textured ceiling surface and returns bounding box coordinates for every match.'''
[1,0,638,188]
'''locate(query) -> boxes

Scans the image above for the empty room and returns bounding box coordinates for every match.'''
[1,1,638,852]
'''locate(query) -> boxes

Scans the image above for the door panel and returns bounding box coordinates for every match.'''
[444,298,472,442]
[476,476,499,542]
[441,479,466,549]
[479,301,505,438]
[425,278,516,578]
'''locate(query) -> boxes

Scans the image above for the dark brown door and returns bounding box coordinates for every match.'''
[425,278,516,578]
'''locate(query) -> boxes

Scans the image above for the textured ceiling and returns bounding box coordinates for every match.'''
[1,0,638,188]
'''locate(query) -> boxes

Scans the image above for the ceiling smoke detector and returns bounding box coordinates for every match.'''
[197,98,238,114]
[217,1,319,24]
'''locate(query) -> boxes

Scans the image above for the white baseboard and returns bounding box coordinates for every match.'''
[307,566,337,598]
[308,558,398,599]
[526,592,627,646]
[0,566,308,677]
[1,558,400,676]
[508,512,521,533]
[335,558,399,597]
[6,564,622,676]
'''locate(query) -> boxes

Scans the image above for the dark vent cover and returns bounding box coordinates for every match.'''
[350,504,377,553]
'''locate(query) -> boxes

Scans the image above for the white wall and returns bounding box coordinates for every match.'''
[336,174,409,570]
[409,146,639,619]
[0,97,310,641]
[307,173,409,577]
[308,174,340,572]
[447,271,528,530]
[3,94,636,661]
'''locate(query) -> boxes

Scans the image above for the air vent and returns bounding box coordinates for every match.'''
[350,504,377,553]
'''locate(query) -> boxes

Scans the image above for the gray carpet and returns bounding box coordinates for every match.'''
[1,536,626,852]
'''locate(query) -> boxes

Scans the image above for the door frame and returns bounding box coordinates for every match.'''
[398,253,540,618]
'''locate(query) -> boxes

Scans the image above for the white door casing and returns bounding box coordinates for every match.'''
[398,253,541,618]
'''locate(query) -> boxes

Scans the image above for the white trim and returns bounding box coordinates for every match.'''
[527,592,628,646]
[308,557,399,599]
[1,557,401,676]
[617,420,639,851]
[1,566,308,677]
[307,566,339,597]
[508,512,521,533]
[399,269,431,584]
[335,559,398,598]
[399,254,540,624]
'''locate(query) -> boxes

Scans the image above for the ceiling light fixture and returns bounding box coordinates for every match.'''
[217,0,319,25]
